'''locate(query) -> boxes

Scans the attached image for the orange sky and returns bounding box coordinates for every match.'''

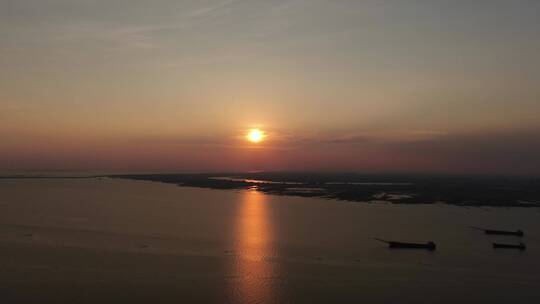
[1,1,540,174]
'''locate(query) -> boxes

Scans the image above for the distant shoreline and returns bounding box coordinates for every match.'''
[0,176,96,179]
[105,173,540,208]
[3,173,539,208]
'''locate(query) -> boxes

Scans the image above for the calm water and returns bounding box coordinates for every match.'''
[1,178,539,303]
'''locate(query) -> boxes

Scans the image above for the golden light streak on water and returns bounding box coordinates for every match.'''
[232,189,275,303]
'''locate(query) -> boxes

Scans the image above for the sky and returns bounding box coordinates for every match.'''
[1,0,540,174]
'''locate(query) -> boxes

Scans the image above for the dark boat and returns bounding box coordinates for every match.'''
[469,226,524,236]
[373,238,436,251]
[493,242,526,250]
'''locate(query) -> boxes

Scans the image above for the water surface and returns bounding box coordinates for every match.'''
[1,178,539,303]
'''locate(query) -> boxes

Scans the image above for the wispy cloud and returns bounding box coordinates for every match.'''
[0,102,24,113]
[189,0,242,18]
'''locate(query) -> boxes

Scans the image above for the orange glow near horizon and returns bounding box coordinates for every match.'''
[246,129,266,143]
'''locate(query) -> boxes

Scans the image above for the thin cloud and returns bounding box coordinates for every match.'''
[189,0,242,18]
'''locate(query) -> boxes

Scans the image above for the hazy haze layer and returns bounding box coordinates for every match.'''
[1,0,540,173]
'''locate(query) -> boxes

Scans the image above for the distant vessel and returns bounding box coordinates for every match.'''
[493,242,526,250]
[469,226,524,236]
[373,238,436,251]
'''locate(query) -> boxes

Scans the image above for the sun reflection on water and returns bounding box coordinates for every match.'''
[233,189,275,303]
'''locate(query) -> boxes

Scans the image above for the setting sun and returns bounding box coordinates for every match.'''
[247,129,265,143]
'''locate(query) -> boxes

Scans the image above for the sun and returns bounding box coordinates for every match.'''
[246,128,265,143]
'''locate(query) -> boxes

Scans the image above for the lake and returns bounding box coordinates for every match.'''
[1,178,539,303]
